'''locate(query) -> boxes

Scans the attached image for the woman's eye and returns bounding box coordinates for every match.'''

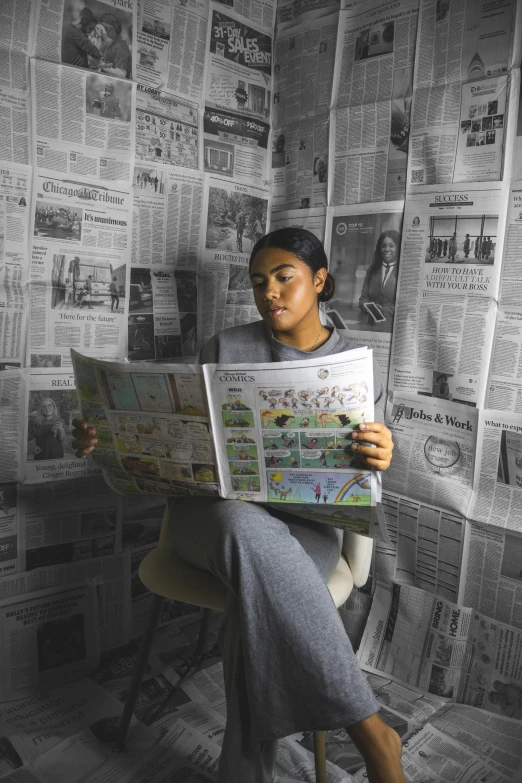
[278,276,292,282]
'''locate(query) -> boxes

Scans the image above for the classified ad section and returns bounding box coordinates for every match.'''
[28,170,131,368]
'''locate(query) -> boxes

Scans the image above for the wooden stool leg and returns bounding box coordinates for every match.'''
[113,594,164,752]
[313,731,327,783]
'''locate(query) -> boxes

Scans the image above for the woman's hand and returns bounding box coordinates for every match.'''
[350,422,394,471]
[72,418,97,458]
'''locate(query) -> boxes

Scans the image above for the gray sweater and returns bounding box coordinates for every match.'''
[199,319,385,422]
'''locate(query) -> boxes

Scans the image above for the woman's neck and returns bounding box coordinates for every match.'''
[272,313,331,352]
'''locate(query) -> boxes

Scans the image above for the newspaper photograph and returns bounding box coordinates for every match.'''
[0,163,31,363]
[389,181,508,406]
[128,265,197,361]
[269,206,326,241]
[384,395,478,516]
[131,164,204,270]
[28,169,131,368]
[23,368,101,484]
[136,83,199,171]
[198,174,268,343]
[34,0,135,80]
[408,0,517,188]
[0,483,18,579]
[0,583,99,701]
[0,370,23,484]
[270,12,337,212]
[462,522,522,636]
[324,201,404,378]
[0,54,31,165]
[31,60,135,182]
[203,105,270,185]
[136,0,208,99]
[330,0,418,206]
[358,581,522,718]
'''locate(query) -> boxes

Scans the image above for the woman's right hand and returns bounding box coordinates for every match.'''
[72,418,97,458]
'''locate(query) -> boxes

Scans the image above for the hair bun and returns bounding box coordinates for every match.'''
[319,272,335,302]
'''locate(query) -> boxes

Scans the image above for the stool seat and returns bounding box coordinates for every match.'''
[139,543,354,611]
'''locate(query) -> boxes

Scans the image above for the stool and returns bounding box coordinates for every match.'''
[114,505,373,783]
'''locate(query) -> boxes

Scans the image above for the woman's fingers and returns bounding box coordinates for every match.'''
[350,422,394,470]
[71,418,97,458]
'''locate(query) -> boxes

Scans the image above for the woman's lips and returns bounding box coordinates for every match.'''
[266,307,285,318]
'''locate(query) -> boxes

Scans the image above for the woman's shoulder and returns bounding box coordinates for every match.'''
[199,321,270,364]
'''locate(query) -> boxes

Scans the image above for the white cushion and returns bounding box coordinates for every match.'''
[341,532,373,587]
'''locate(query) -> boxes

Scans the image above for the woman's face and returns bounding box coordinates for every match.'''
[41,400,54,419]
[249,247,326,332]
[380,236,398,264]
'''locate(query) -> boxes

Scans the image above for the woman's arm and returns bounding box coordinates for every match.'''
[358,267,373,310]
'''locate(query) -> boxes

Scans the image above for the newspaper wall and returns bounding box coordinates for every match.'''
[269,206,327,240]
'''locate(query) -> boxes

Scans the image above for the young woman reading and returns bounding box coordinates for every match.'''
[72,228,403,783]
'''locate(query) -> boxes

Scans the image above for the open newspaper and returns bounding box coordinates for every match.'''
[71,346,384,537]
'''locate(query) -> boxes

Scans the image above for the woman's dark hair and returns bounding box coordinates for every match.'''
[249,227,335,302]
[368,229,402,274]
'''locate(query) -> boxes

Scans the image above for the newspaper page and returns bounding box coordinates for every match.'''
[462,522,522,632]
[358,581,522,717]
[31,60,135,183]
[204,348,379,532]
[198,174,269,343]
[18,477,118,572]
[0,0,35,56]
[0,163,31,363]
[135,84,199,171]
[0,370,23,483]
[136,0,208,99]
[0,54,31,166]
[271,12,337,212]
[389,181,508,406]
[330,0,419,206]
[276,0,339,25]
[269,206,326,240]
[486,182,522,412]
[324,201,404,378]
[34,0,135,80]
[23,368,102,484]
[0,483,18,579]
[28,170,131,368]
[384,395,478,516]
[71,351,218,498]
[0,583,99,701]
[407,0,517,188]
[379,492,465,602]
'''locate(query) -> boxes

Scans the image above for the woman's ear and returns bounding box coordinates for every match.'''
[314,267,328,294]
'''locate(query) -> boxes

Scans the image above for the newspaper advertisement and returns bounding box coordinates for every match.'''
[0,163,31,363]
[408,0,517,188]
[0,583,99,701]
[137,0,208,99]
[0,370,23,483]
[269,206,326,241]
[135,83,199,171]
[203,104,270,186]
[358,581,522,717]
[330,0,418,206]
[131,164,204,268]
[468,408,522,533]
[0,53,31,165]
[28,170,131,368]
[389,181,508,406]
[198,174,268,343]
[0,483,18,578]
[379,492,465,603]
[486,183,522,412]
[71,351,218,498]
[384,395,477,516]
[18,477,118,572]
[128,265,197,362]
[34,0,135,80]
[324,201,404,378]
[31,60,135,182]
[271,12,337,212]
[23,368,102,484]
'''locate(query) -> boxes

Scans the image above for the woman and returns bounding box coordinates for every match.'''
[72,228,403,783]
[30,398,66,460]
[359,229,401,325]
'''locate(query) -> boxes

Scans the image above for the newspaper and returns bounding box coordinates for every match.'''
[0,582,99,700]
[324,201,404,378]
[462,522,522,633]
[198,174,269,342]
[384,395,477,516]
[28,169,131,368]
[408,0,517,188]
[0,163,31,363]
[0,54,31,165]
[34,0,136,81]
[18,477,118,572]
[269,206,326,241]
[276,0,340,25]
[135,84,199,171]
[389,181,508,406]
[0,370,23,483]
[0,482,18,578]
[358,581,522,718]
[31,60,136,182]
[330,0,419,206]
[271,12,337,212]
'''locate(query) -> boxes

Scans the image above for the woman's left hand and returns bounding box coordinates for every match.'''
[350,422,394,471]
